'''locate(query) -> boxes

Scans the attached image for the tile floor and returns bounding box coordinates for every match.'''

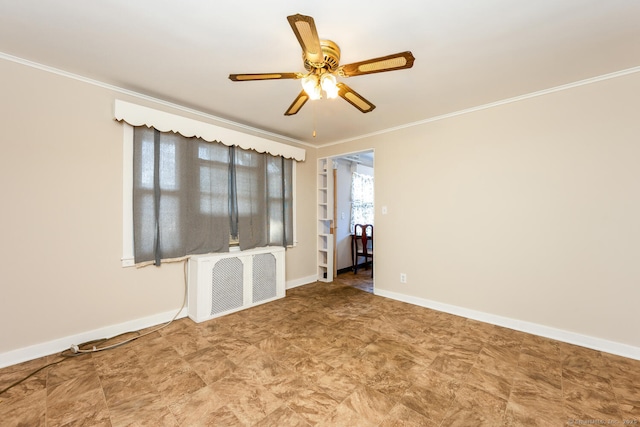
[1,271,639,426]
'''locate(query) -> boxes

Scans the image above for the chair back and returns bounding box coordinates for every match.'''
[354,224,373,255]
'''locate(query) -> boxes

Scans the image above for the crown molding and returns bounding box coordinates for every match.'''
[3,51,639,150]
[319,66,640,148]
[0,51,315,149]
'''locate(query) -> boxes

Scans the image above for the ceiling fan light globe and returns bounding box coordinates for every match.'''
[303,82,321,100]
[310,85,322,100]
[301,74,316,89]
[320,73,337,91]
[325,86,339,99]
[301,75,321,99]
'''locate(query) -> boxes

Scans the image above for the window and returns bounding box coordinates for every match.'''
[127,126,294,266]
[117,100,304,267]
[350,171,374,233]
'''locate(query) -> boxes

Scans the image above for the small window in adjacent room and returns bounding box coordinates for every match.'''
[350,171,374,233]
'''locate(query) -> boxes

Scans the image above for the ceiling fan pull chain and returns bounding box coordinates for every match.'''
[312,102,317,138]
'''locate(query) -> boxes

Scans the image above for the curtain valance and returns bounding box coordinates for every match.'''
[114,100,306,161]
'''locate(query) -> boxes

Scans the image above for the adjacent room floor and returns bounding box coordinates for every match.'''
[336,268,374,294]
[1,277,638,426]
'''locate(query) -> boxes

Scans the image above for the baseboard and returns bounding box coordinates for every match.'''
[374,288,640,361]
[2,274,316,369]
[0,307,188,369]
[337,263,371,275]
[286,274,318,290]
[9,283,635,368]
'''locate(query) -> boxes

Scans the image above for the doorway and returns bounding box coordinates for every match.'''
[331,150,374,293]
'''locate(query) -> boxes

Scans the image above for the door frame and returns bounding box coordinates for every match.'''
[323,150,375,283]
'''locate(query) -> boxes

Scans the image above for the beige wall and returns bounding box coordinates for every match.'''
[2,55,639,359]
[319,72,640,348]
[288,144,317,282]
[0,59,317,355]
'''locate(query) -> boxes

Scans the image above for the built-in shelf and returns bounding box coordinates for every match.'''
[317,158,333,282]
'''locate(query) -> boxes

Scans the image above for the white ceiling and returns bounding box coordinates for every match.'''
[1,1,639,146]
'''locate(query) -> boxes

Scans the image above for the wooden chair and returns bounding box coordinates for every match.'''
[352,224,373,277]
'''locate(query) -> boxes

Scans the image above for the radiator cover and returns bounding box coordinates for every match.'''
[187,246,286,323]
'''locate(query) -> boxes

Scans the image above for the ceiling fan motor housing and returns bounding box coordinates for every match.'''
[304,39,341,72]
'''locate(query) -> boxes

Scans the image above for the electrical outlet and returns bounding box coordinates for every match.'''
[400,273,407,283]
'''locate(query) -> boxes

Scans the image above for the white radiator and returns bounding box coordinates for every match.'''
[187,246,286,323]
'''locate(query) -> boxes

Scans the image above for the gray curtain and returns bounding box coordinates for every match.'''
[133,128,230,264]
[133,127,293,265]
[234,148,293,250]
[235,148,267,250]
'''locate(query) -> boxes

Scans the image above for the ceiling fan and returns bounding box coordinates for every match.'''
[229,14,415,116]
